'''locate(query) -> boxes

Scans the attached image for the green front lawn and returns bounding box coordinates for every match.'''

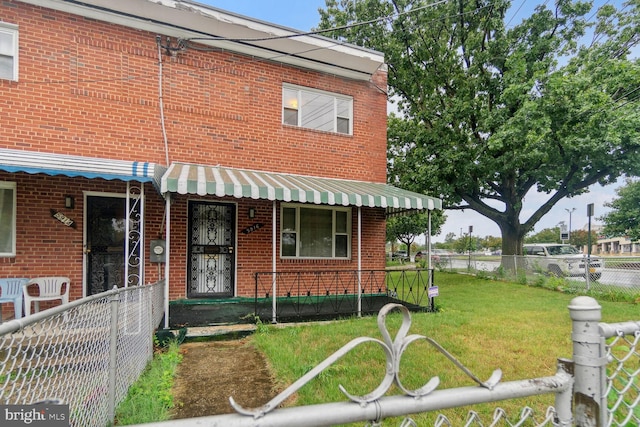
[117,272,639,426]
[253,272,638,425]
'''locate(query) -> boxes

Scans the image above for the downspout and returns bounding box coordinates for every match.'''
[272,201,277,323]
[163,193,171,330]
[157,36,170,167]
[157,36,170,329]
[357,207,362,317]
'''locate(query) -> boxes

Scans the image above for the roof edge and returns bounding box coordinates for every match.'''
[18,0,386,80]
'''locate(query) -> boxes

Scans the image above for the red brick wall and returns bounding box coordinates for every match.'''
[0,171,166,316]
[0,1,390,304]
[166,196,387,300]
[0,1,387,181]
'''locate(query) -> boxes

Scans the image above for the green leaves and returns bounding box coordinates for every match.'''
[601,179,640,241]
[318,0,640,254]
[386,211,446,253]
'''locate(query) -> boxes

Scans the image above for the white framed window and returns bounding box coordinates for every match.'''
[0,182,16,256]
[283,84,353,135]
[0,23,18,81]
[281,204,351,259]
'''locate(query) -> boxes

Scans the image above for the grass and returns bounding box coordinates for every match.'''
[114,272,639,426]
[114,339,182,425]
[252,272,639,426]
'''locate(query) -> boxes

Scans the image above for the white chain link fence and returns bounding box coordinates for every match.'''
[1,277,637,427]
[601,321,640,427]
[0,281,164,427]
[434,255,640,298]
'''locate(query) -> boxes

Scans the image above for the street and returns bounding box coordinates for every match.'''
[440,257,640,289]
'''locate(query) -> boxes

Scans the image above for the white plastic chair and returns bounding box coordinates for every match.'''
[23,277,70,316]
[0,278,28,319]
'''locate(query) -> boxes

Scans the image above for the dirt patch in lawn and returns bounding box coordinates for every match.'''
[171,338,279,419]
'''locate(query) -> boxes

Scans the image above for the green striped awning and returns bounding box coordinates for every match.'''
[160,163,441,213]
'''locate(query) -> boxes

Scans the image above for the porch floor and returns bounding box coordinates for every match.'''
[168,294,430,328]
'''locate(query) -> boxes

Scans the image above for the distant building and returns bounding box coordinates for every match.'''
[597,237,640,255]
[574,223,640,255]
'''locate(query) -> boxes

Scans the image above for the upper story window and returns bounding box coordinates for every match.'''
[0,182,16,257]
[281,204,351,259]
[0,23,18,81]
[283,84,353,135]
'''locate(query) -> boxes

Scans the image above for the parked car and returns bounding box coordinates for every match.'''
[415,249,450,263]
[391,251,409,261]
[523,243,603,280]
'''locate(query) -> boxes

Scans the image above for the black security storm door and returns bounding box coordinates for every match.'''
[187,201,236,298]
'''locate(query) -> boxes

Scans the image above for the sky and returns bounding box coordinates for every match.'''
[197,0,632,242]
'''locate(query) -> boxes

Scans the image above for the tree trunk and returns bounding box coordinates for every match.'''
[500,219,526,274]
[501,227,523,256]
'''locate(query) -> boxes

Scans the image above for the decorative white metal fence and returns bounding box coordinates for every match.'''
[0,281,164,427]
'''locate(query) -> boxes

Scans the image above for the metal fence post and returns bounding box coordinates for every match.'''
[108,290,120,425]
[585,256,591,291]
[569,296,608,427]
[555,359,575,427]
[147,286,154,361]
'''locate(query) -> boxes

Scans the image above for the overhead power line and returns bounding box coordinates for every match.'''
[185,0,450,44]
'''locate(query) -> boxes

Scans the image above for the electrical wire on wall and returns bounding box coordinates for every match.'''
[155,36,172,281]
[156,35,170,168]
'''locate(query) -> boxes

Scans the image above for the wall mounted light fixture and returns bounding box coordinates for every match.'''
[248,207,256,218]
[64,195,75,209]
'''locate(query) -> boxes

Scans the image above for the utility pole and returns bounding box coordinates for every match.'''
[586,204,594,290]
[565,208,576,244]
[468,225,473,269]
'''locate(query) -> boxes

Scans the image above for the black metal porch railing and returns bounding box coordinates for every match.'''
[253,269,436,323]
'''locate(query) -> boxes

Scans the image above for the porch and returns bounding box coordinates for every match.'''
[168,268,436,327]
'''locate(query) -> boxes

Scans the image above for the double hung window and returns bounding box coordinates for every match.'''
[283,84,352,135]
[0,182,16,256]
[0,23,18,81]
[281,204,350,259]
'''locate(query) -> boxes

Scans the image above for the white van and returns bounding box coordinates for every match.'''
[523,243,603,280]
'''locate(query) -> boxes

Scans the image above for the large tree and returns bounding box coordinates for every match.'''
[317,0,640,255]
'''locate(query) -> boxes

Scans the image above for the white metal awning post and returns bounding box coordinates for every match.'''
[272,201,277,323]
[357,207,362,317]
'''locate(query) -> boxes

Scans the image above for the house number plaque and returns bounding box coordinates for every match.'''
[242,223,264,234]
[50,209,77,229]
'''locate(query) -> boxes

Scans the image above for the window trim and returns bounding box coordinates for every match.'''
[0,22,18,82]
[280,203,351,259]
[282,84,353,135]
[0,181,17,257]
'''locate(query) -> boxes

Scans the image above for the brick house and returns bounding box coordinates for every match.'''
[0,0,441,325]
